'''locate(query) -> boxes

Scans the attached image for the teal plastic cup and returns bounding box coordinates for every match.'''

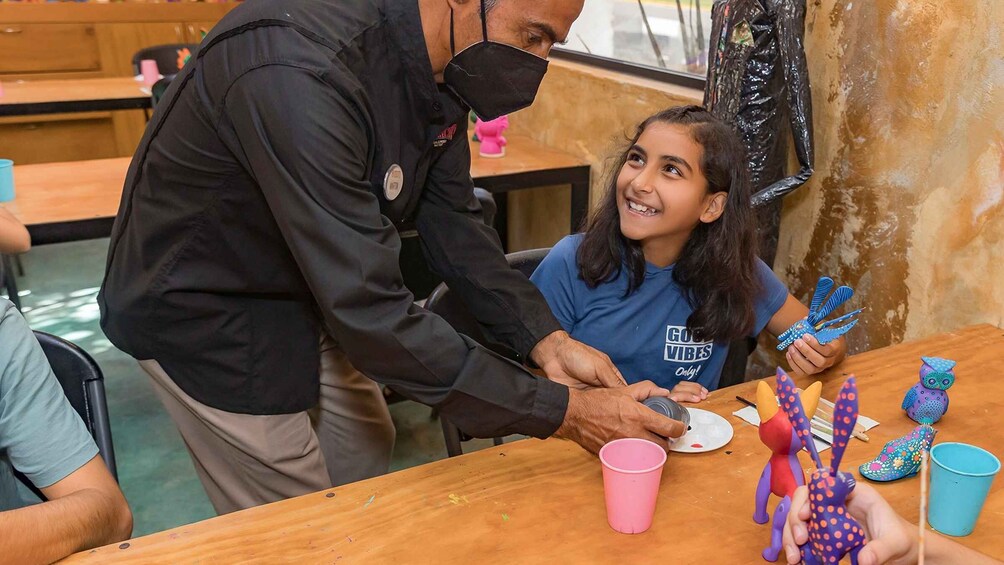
[929,442,1000,536]
[0,159,13,203]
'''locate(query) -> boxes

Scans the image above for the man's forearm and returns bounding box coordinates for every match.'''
[529,330,567,368]
[0,488,130,564]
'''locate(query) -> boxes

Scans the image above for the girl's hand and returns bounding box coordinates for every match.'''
[669,381,708,403]
[786,334,844,376]
[783,483,917,565]
[784,483,1003,565]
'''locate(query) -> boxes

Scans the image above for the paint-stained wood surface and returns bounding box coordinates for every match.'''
[61,325,1004,563]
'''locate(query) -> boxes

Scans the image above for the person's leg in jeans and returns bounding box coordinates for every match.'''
[312,333,395,487]
[140,359,331,514]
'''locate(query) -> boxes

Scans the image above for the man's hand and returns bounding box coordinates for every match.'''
[553,381,687,454]
[530,330,626,389]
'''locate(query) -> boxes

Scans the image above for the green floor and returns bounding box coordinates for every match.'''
[8,238,501,537]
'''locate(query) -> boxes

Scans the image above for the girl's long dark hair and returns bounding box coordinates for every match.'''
[576,105,760,342]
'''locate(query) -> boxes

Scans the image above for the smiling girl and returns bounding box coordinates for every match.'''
[530,106,846,402]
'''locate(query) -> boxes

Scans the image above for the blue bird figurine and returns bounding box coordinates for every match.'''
[777,276,862,351]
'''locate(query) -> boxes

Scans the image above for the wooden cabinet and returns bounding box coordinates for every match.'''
[96,22,188,77]
[0,112,120,164]
[0,23,101,74]
[0,3,237,165]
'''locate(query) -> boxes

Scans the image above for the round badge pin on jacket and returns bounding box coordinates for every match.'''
[383,164,404,201]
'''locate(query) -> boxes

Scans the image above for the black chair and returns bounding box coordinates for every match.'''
[131,43,199,77]
[424,247,550,457]
[34,332,117,480]
[1,255,21,310]
[14,332,117,500]
[151,76,173,107]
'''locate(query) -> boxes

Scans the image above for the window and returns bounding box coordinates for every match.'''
[554,0,712,88]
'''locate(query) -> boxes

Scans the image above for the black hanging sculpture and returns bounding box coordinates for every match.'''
[704,0,814,268]
[703,0,815,388]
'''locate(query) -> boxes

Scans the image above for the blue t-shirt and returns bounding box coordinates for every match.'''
[0,298,99,511]
[530,235,789,391]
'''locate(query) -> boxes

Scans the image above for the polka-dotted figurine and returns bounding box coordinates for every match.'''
[902,356,956,425]
[859,424,936,482]
[776,369,866,565]
[752,375,822,561]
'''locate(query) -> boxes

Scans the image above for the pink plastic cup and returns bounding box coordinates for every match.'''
[140,59,160,86]
[599,438,667,534]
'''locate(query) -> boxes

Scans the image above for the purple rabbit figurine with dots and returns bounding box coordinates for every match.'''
[776,370,866,565]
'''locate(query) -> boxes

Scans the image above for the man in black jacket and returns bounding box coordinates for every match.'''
[99,0,684,514]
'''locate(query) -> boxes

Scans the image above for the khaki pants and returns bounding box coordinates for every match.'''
[140,334,396,515]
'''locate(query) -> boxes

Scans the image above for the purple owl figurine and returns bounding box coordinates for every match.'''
[902,356,955,425]
[776,370,866,565]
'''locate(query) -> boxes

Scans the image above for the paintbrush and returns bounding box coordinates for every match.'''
[811,414,838,436]
[735,396,832,446]
[816,396,870,442]
[795,388,870,442]
[811,418,833,435]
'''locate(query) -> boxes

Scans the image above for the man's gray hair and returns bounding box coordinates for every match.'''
[484,0,500,12]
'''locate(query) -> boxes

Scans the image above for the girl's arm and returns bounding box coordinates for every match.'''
[765,294,847,376]
[0,206,30,254]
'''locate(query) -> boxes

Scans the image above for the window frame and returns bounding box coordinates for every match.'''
[550,47,707,91]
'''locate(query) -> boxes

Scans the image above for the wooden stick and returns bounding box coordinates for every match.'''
[734,397,832,447]
[816,397,870,442]
[919,448,929,565]
[811,418,833,436]
[812,415,833,430]
[810,421,835,445]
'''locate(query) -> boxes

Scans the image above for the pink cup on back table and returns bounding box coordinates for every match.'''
[140,59,160,86]
[599,438,667,534]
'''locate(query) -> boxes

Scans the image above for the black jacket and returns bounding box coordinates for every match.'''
[98,0,567,439]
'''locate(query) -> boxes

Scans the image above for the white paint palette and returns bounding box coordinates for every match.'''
[669,408,735,453]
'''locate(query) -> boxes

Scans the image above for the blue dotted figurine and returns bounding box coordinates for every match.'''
[901,356,956,425]
[859,424,936,482]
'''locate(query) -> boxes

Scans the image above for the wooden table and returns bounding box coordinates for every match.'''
[0,77,153,117]
[61,325,1004,563]
[7,136,589,246]
[4,158,128,246]
[469,135,591,240]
